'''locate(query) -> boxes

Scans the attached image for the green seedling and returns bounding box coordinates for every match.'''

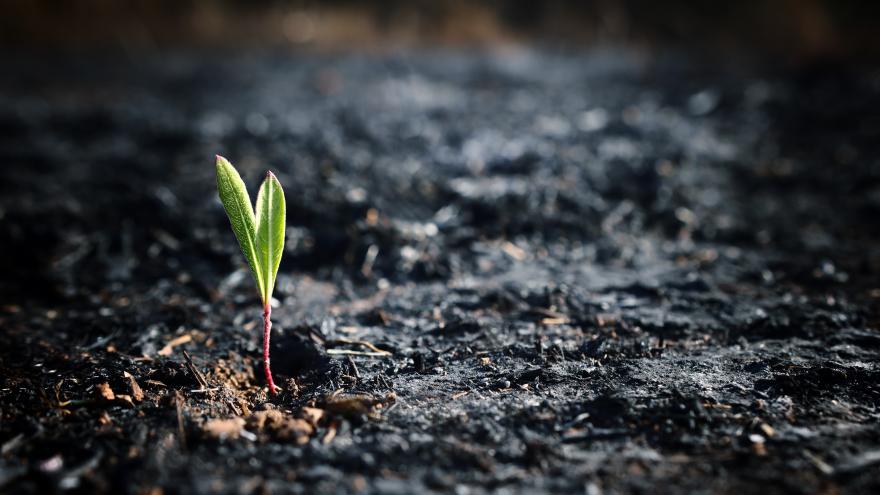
[215,155,285,394]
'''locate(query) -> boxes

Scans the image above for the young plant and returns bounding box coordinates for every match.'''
[215,155,286,394]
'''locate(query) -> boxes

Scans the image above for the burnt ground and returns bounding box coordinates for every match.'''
[0,49,879,494]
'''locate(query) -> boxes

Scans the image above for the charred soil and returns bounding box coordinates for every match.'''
[1,50,879,494]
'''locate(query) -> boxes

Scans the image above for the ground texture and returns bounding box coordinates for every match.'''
[1,50,879,494]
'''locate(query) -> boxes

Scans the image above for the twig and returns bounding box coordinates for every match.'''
[803,450,833,475]
[327,338,391,355]
[158,334,192,356]
[182,350,209,389]
[175,390,187,451]
[188,388,219,394]
[326,349,391,357]
[347,355,360,379]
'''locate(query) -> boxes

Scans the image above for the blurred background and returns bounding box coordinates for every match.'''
[2,0,880,303]
[2,0,880,63]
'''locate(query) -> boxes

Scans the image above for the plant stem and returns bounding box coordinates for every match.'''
[263,303,278,395]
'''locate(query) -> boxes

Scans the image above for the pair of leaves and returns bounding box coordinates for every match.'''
[215,156,286,305]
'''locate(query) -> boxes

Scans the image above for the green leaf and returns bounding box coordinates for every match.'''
[255,171,286,304]
[215,155,265,298]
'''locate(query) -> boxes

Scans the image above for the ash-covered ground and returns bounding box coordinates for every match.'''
[1,50,879,494]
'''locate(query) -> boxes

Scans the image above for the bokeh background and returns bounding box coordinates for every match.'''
[3,0,880,62]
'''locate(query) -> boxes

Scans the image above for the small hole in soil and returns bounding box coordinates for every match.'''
[260,327,345,394]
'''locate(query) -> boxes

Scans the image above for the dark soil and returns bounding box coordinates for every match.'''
[1,49,879,494]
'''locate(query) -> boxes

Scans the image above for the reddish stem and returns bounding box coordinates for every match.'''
[263,304,278,395]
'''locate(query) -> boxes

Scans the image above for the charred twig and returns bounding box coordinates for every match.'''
[175,390,187,451]
[326,337,391,355]
[181,350,209,389]
[347,355,360,380]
